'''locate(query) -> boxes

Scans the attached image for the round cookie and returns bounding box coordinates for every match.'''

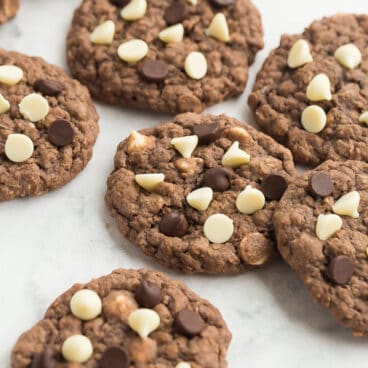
[67,0,263,114]
[11,269,231,368]
[249,14,368,166]
[274,160,368,336]
[0,0,19,24]
[105,113,297,274]
[0,49,99,201]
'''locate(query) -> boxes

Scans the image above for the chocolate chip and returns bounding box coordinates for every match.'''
[326,255,354,285]
[109,0,130,6]
[261,174,288,200]
[101,347,130,368]
[48,119,74,147]
[174,310,205,337]
[193,122,220,145]
[34,79,64,96]
[164,1,188,25]
[141,60,169,82]
[159,211,188,237]
[31,347,53,368]
[201,167,230,192]
[209,0,235,6]
[135,280,162,308]
[309,172,333,197]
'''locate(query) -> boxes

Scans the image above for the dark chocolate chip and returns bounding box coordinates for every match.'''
[109,0,130,6]
[326,256,354,285]
[164,1,188,25]
[201,167,230,192]
[135,280,162,308]
[309,172,333,197]
[141,60,169,82]
[174,310,205,337]
[159,211,188,237]
[34,79,65,96]
[193,122,220,145]
[48,119,74,147]
[261,174,287,200]
[209,0,235,6]
[31,347,53,368]
[101,347,130,368]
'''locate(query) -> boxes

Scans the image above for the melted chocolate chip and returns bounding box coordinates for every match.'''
[326,255,354,285]
[141,60,169,82]
[159,211,188,237]
[164,1,188,25]
[193,122,220,145]
[201,167,231,192]
[101,347,130,368]
[48,119,74,147]
[135,280,162,308]
[309,172,333,197]
[174,310,205,337]
[109,0,130,6]
[209,0,235,6]
[261,174,287,200]
[34,79,64,96]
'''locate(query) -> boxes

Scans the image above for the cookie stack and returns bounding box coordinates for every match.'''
[2,1,368,367]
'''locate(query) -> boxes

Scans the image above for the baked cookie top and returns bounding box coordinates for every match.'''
[67,0,263,114]
[105,113,297,274]
[274,160,368,336]
[0,49,99,201]
[249,14,368,166]
[12,269,231,368]
[0,0,19,24]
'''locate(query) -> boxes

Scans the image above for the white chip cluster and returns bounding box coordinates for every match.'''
[287,40,365,134]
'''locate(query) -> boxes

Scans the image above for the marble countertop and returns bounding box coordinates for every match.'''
[1,0,368,367]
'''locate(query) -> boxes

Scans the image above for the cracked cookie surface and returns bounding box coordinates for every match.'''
[105,113,296,274]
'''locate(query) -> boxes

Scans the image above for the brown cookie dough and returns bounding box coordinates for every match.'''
[67,0,263,114]
[274,160,368,336]
[11,269,231,368]
[105,113,297,274]
[0,0,19,24]
[249,14,368,166]
[0,49,99,201]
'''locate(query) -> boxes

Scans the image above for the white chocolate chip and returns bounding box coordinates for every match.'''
[301,105,327,133]
[19,93,49,122]
[359,111,368,125]
[5,134,34,163]
[128,308,160,338]
[315,214,342,241]
[0,65,23,85]
[70,289,102,321]
[135,173,165,192]
[0,93,10,114]
[159,23,184,44]
[236,185,265,215]
[204,213,234,243]
[184,51,207,80]
[127,131,155,152]
[118,39,148,64]
[171,135,198,158]
[176,363,191,368]
[306,73,332,102]
[185,0,197,4]
[90,20,115,44]
[206,13,230,43]
[221,141,250,167]
[121,0,147,21]
[334,43,362,70]
[62,335,93,363]
[332,191,360,218]
[186,187,213,211]
[287,39,313,69]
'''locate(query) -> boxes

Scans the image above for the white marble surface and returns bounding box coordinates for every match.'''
[1,0,368,366]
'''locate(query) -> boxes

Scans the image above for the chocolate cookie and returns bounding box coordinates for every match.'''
[0,49,99,201]
[67,0,263,114]
[11,269,231,368]
[105,113,297,274]
[249,14,368,166]
[274,160,368,336]
[0,0,19,24]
